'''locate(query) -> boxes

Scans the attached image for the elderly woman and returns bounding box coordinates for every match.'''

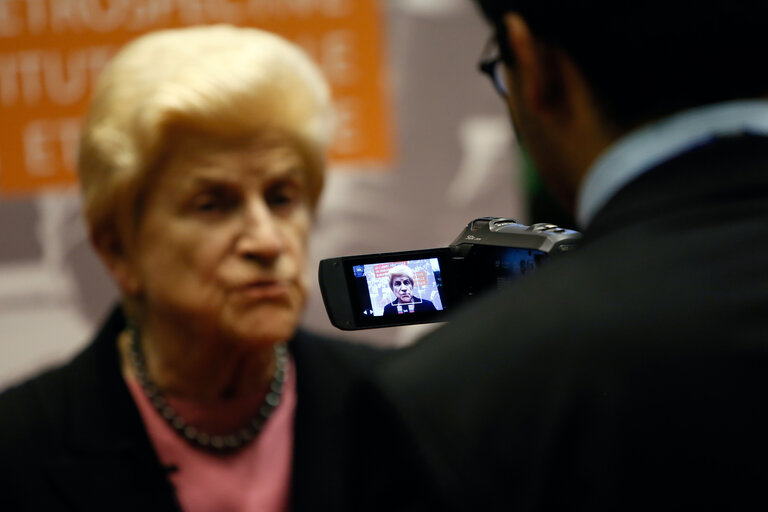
[383,264,437,315]
[0,26,384,511]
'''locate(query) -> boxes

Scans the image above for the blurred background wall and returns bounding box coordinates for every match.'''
[0,0,524,391]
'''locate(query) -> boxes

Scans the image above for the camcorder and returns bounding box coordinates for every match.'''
[318,217,581,330]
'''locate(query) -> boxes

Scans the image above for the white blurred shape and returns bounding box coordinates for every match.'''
[0,190,90,392]
[396,0,465,17]
[447,115,516,207]
[35,189,83,270]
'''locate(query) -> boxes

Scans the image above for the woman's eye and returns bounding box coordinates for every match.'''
[195,199,219,211]
[195,198,222,211]
[266,183,302,211]
[268,192,292,206]
[190,192,236,214]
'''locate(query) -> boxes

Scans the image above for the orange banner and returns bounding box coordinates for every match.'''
[0,0,393,194]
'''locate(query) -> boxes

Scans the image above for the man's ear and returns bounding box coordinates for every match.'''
[503,13,570,120]
[90,228,141,296]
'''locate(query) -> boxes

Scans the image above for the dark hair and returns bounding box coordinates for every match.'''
[473,1,768,130]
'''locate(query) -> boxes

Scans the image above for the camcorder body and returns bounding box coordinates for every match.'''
[318,217,581,330]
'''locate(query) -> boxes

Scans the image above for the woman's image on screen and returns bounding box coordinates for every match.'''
[354,258,444,316]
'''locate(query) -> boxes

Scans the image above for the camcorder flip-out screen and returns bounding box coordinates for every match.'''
[319,218,581,330]
[320,248,452,329]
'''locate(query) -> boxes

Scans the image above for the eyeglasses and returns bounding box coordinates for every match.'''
[478,37,509,97]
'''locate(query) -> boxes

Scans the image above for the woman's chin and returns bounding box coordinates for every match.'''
[224,306,300,347]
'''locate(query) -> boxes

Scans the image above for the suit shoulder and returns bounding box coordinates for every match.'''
[0,358,81,457]
[420,298,436,310]
[291,329,393,373]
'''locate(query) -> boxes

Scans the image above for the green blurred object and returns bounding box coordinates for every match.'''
[520,146,577,230]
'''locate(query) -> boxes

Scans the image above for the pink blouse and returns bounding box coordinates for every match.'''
[125,358,297,512]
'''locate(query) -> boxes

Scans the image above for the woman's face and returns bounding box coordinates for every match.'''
[392,275,414,304]
[123,131,312,347]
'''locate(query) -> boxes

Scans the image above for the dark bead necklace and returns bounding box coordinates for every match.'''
[127,326,287,453]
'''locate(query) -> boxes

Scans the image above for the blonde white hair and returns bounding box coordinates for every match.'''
[388,265,416,291]
[78,24,333,244]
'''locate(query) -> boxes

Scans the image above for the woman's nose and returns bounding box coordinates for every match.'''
[236,201,283,263]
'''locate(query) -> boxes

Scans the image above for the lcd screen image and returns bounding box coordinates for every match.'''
[493,247,548,285]
[351,258,444,317]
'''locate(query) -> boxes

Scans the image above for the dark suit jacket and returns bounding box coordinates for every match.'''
[0,307,387,511]
[383,298,437,315]
[350,135,768,510]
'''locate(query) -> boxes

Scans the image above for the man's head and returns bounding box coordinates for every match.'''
[473,1,768,209]
[475,1,768,129]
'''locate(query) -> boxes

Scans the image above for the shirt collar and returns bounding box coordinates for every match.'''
[576,100,768,229]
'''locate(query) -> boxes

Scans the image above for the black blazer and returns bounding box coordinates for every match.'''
[383,298,437,315]
[0,307,387,511]
[350,135,768,510]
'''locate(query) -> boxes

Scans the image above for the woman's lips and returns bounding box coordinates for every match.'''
[236,281,292,301]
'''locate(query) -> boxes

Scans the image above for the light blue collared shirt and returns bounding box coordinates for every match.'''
[576,100,768,228]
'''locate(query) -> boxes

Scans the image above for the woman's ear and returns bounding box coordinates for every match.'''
[90,228,141,296]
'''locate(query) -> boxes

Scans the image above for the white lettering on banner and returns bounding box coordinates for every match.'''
[246,0,280,19]
[0,0,58,36]
[51,0,80,33]
[23,118,81,176]
[1,0,355,36]
[291,0,319,16]
[0,0,22,37]
[294,31,357,87]
[24,120,56,176]
[59,118,80,168]
[202,0,244,23]
[77,0,131,33]
[0,46,116,106]
[19,51,43,104]
[124,0,173,30]
[0,55,18,104]
[173,0,205,25]
[333,98,362,154]
[246,0,351,19]
[0,0,205,36]
[324,0,351,17]
[43,51,87,105]
[83,45,113,90]
[322,30,356,86]
[26,0,48,34]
